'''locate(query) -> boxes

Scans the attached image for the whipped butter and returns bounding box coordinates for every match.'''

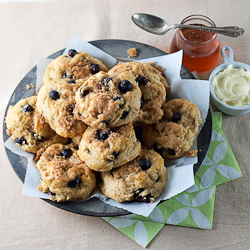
[212,64,250,107]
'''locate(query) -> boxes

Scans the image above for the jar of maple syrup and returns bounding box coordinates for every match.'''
[170,15,220,73]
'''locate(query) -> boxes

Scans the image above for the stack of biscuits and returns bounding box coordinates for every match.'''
[5,49,202,203]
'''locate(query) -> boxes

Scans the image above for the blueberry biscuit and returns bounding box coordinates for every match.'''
[99,148,167,203]
[73,71,142,129]
[43,50,108,87]
[37,81,87,138]
[36,143,96,202]
[141,99,202,159]
[5,96,67,153]
[78,123,141,172]
[109,62,171,124]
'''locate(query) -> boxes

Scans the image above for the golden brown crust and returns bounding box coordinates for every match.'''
[43,52,108,86]
[142,99,202,159]
[99,148,167,203]
[36,143,96,202]
[162,98,202,132]
[78,123,141,172]
[5,96,67,153]
[109,62,170,124]
[73,71,142,128]
[37,82,87,138]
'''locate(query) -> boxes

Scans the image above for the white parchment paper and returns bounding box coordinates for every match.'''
[4,36,210,217]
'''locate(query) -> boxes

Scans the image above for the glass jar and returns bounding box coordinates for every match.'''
[170,14,220,73]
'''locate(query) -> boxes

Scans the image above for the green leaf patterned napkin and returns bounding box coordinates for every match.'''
[102,108,242,248]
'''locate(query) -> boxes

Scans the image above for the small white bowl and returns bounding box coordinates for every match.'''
[209,46,250,115]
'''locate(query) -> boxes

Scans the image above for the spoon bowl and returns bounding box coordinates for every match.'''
[132,13,170,35]
[132,13,244,37]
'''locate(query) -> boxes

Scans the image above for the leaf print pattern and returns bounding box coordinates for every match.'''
[199,124,241,189]
[202,156,213,167]
[185,184,200,193]
[191,208,211,229]
[201,165,216,189]
[211,130,225,142]
[216,165,242,179]
[191,188,215,207]
[212,141,228,164]
[149,207,165,223]
[176,194,190,207]
[167,188,215,229]
[134,221,148,247]
[166,207,190,225]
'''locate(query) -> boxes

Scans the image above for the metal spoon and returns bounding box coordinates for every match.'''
[132,13,244,37]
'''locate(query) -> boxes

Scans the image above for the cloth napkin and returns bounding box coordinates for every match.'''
[102,108,242,248]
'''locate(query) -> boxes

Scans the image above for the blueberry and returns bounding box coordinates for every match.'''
[134,188,144,198]
[80,88,90,98]
[68,176,80,188]
[121,110,129,119]
[103,120,110,126]
[137,76,148,85]
[155,147,164,155]
[137,194,152,203]
[68,49,77,57]
[107,152,119,163]
[134,188,144,196]
[22,104,34,112]
[140,97,145,106]
[91,63,100,74]
[61,148,73,158]
[140,158,151,170]
[15,137,26,145]
[67,80,75,84]
[68,105,75,115]
[171,112,181,122]
[87,148,91,154]
[101,77,112,88]
[113,96,124,108]
[49,90,60,100]
[167,148,176,156]
[48,188,56,196]
[98,130,109,140]
[113,96,121,101]
[133,189,152,203]
[119,80,132,93]
[63,73,73,79]
[112,152,118,158]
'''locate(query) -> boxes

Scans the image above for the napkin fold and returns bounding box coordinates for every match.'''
[102,108,242,248]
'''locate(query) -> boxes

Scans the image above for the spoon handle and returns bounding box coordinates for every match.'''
[177,24,244,37]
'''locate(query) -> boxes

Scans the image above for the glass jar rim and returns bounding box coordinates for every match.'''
[179,14,217,45]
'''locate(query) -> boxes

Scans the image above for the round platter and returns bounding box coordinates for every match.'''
[3,39,212,217]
